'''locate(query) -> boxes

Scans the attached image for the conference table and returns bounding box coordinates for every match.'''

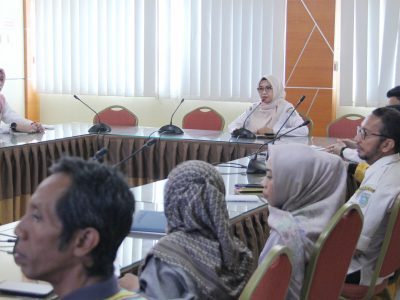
[0,123,339,225]
[0,123,269,224]
[0,124,355,299]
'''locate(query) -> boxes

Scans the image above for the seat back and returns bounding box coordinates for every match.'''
[182,106,225,131]
[299,113,314,136]
[94,105,138,126]
[363,194,400,299]
[239,245,293,300]
[327,114,364,138]
[301,203,363,300]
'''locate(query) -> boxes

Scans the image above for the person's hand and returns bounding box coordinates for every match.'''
[15,122,44,133]
[326,141,347,156]
[340,138,357,149]
[118,273,139,290]
[30,122,44,133]
[256,127,273,135]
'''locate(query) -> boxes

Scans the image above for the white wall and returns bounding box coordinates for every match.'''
[39,94,251,130]
[0,0,25,116]
[336,106,374,119]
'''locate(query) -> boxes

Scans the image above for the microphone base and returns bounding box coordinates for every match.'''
[158,124,184,135]
[89,123,112,133]
[246,157,267,174]
[231,128,256,139]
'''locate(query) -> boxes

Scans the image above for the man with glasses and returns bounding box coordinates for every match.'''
[345,107,400,285]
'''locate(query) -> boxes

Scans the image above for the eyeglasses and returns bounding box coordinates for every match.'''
[257,86,273,93]
[356,126,390,140]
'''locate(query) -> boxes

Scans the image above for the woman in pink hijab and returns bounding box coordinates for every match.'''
[0,68,43,133]
[259,143,347,299]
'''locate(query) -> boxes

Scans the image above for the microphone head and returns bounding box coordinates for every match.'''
[180,98,185,104]
[299,95,306,102]
[73,94,79,100]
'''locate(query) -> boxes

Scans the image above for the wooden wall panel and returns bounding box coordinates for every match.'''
[23,0,40,121]
[286,0,335,136]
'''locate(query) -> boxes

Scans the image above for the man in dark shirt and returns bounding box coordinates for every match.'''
[13,157,145,299]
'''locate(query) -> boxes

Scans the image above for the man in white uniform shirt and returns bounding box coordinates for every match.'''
[345,107,400,285]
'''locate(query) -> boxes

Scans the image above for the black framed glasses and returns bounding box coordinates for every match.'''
[356,126,390,140]
[257,86,272,93]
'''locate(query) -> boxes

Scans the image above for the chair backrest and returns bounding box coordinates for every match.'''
[94,105,138,126]
[362,194,400,299]
[299,113,314,136]
[239,245,293,300]
[300,203,363,300]
[327,114,364,138]
[182,106,225,131]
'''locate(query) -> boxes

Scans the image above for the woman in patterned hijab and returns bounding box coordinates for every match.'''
[259,143,347,300]
[139,160,253,299]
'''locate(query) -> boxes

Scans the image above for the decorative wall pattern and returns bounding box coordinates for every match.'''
[285,0,335,136]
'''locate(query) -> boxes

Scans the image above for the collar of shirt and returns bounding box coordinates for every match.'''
[62,275,119,300]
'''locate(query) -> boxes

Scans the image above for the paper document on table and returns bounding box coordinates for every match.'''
[226,194,262,203]
[130,210,167,237]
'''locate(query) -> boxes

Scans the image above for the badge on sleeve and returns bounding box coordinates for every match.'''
[358,191,372,208]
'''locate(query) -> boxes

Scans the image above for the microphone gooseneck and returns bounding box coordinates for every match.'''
[73,95,112,134]
[113,138,157,168]
[246,120,310,174]
[158,98,185,135]
[273,95,306,143]
[231,102,262,139]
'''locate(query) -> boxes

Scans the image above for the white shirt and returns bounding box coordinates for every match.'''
[0,95,31,133]
[343,148,363,163]
[347,153,400,285]
[228,101,308,137]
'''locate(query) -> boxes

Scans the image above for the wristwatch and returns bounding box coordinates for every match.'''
[10,122,17,132]
[340,146,348,158]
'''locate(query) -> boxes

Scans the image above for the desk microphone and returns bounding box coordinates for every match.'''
[73,95,112,134]
[158,98,184,135]
[273,95,306,143]
[231,102,262,139]
[113,138,157,168]
[247,120,310,174]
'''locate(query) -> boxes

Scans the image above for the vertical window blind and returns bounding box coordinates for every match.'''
[336,0,400,107]
[33,0,286,101]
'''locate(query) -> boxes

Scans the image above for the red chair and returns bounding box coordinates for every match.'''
[327,114,364,138]
[93,105,138,126]
[341,194,400,300]
[182,106,224,131]
[239,245,293,300]
[300,203,363,300]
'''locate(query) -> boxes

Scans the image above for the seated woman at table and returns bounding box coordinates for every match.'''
[119,160,254,299]
[0,68,43,133]
[228,74,308,136]
[259,143,347,299]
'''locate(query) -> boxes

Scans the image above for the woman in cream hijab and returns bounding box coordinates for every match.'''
[259,143,347,300]
[228,74,308,136]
